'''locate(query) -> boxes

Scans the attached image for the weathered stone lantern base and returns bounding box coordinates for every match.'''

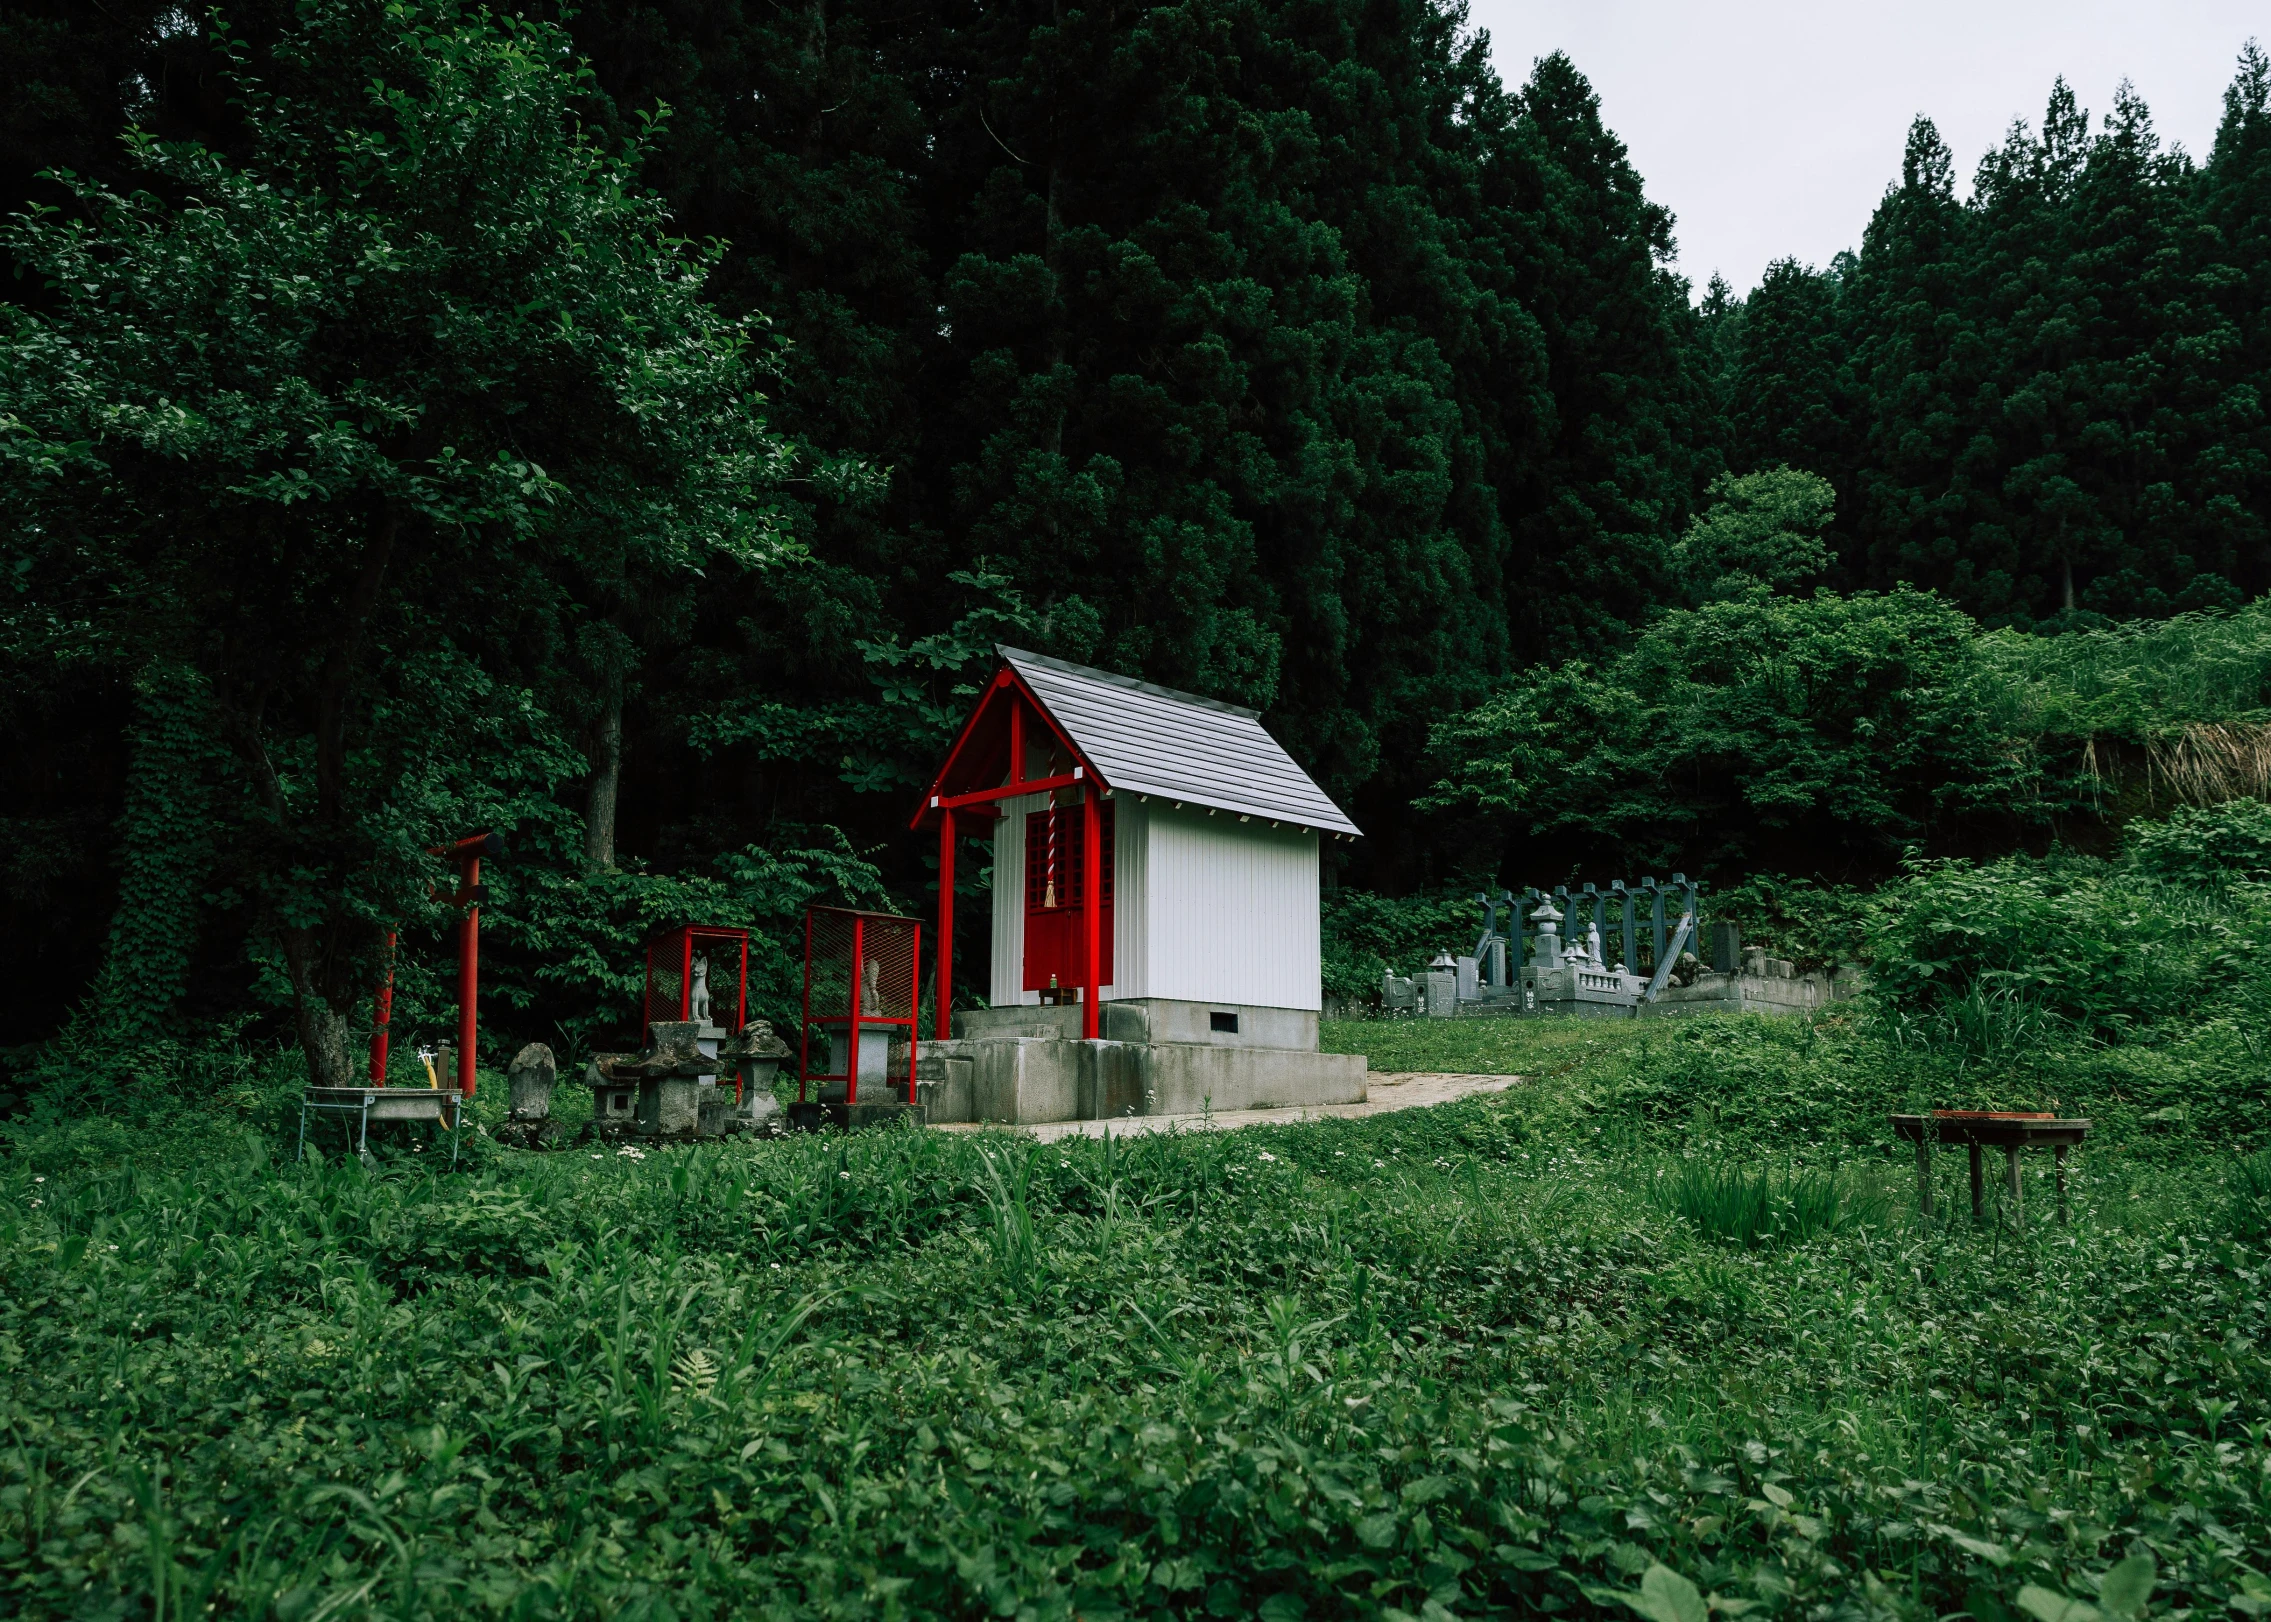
[581,1020,792,1143]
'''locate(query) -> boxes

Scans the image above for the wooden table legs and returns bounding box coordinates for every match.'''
[1941,1142,2059,1226]
[1894,1115,2087,1229]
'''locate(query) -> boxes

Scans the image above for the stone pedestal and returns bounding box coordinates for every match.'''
[636,1075,703,1137]
[1455,959,1863,1021]
[916,997,1366,1126]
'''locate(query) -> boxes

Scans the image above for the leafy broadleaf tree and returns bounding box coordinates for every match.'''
[1669,467,1838,601]
[0,1,800,1084]
[1423,587,2043,877]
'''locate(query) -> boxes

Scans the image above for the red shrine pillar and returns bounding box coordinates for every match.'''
[1082,785,1101,1040]
[429,831,497,1100]
[935,806,956,1040]
[368,931,397,1084]
[456,846,481,1098]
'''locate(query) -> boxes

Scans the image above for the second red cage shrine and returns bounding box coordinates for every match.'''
[797,907,921,1107]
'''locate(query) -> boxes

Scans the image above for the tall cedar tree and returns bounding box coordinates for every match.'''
[548,3,1705,878]
[1741,61,2271,624]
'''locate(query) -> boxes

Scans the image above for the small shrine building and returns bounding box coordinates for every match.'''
[910,648,1369,1122]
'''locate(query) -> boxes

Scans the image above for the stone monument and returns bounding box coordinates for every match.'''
[495,1041,561,1148]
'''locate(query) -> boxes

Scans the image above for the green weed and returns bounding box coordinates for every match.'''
[2229,1148,2271,1241]
[4,1006,2271,1619]
[1654,1158,1890,1247]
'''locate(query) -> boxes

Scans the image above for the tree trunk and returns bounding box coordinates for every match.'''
[278,924,355,1088]
[217,688,366,1091]
[585,684,623,873]
[802,0,827,157]
[2062,553,2076,612]
[1042,0,1067,533]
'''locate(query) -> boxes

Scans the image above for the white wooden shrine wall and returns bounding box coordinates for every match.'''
[1110,796,1150,1001]
[1140,804,1321,1011]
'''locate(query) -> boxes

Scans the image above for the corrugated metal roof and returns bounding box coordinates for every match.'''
[1001,647,1363,837]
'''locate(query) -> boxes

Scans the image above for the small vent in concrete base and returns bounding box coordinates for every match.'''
[1209,1011,1239,1033]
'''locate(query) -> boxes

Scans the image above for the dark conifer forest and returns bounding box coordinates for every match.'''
[3,0,2269,1066]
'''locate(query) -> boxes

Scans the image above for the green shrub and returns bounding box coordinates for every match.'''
[1424,586,2047,874]
[1862,855,2202,1040]
[1320,885,1484,1003]
[1706,872,1878,972]
[2126,797,2271,886]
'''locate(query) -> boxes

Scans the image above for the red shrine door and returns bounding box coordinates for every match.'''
[1024,800,1114,992]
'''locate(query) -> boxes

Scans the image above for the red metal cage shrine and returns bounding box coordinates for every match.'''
[644,925,750,1033]
[798,907,921,1106]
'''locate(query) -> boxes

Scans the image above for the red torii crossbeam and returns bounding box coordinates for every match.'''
[911,663,1107,1041]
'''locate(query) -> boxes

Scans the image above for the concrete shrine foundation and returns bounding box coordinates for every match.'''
[916,998,1367,1125]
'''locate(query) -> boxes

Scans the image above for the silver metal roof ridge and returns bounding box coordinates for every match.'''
[998,645,1363,839]
[997,645,1266,718]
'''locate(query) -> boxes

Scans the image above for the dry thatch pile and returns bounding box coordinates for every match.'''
[2076,719,2271,817]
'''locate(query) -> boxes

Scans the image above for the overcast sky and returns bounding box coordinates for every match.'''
[1467,0,2264,299]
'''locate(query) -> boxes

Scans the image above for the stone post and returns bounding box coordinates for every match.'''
[507,1043,557,1120]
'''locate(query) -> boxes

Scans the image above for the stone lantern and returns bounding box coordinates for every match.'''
[1425,951,1459,1018]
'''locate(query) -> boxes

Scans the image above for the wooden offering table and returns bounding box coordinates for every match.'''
[1891,1111,2091,1224]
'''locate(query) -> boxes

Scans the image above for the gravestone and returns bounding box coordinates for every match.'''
[508,1043,557,1118]
[494,1042,561,1149]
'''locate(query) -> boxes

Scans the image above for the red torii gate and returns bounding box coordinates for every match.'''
[911,661,1109,1041]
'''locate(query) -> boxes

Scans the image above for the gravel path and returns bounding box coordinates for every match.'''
[932,1070,1523,1143]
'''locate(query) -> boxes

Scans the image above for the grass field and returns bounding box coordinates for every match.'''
[4,1011,2268,1620]
[1322,1014,1654,1078]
